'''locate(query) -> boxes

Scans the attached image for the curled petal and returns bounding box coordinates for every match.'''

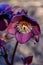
[34,35,39,44]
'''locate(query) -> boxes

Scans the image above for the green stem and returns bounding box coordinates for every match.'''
[11,41,18,65]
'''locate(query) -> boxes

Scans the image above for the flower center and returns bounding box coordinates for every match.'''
[22,25,29,31]
[16,21,32,34]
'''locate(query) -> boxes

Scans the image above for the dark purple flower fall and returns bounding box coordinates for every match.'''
[7,10,41,44]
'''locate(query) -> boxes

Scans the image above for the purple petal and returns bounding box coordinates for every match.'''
[32,25,41,35]
[0,3,11,14]
[15,32,32,44]
[7,22,17,35]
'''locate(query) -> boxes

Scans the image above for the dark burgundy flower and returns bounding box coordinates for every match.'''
[0,3,14,31]
[7,10,41,44]
[21,56,33,65]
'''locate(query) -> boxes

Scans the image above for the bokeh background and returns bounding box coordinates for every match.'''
[0,0,43,65]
